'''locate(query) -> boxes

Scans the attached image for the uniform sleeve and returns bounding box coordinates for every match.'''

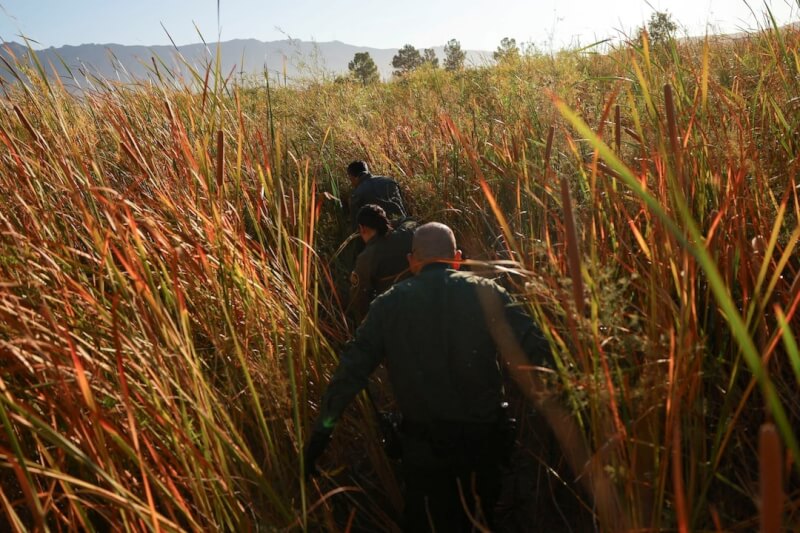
[500,290,553,367]
[314,304,386,433]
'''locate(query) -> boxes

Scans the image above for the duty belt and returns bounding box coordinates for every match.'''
[400,418,497,440]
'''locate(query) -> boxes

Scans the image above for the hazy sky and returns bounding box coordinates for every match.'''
[0,0,797,51]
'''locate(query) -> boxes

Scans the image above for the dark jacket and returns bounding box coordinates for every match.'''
[349,219,417,321]
[315,265,551,434]
[349,173,407,230]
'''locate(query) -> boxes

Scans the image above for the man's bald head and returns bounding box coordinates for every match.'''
[412,222,456,261]
[408,223,461,273]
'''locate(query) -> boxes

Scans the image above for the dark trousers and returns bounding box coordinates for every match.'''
[402,462,502,533]
[400,422,504,532]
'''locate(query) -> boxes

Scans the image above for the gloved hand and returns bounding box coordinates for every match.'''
[303,429,332,479]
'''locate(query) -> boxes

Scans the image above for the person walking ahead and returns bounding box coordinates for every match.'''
[305,222,554,532]
[348,204,417,322]
[346,160,407,231]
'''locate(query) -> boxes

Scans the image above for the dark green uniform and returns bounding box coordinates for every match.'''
[349,173,407,230]
[349,219,417,321]
[314,264,551,531]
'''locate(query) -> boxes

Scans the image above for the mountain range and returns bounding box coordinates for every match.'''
[0,39,492,86]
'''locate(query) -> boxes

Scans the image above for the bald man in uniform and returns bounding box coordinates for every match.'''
[304,222,557,531]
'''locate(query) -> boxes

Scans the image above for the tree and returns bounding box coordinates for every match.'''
[348,52,379,85]
[423,48,439,68]
[493,37,520,63]
[443,39,466,71]
[645,11,678,46]
[391,44,424,76]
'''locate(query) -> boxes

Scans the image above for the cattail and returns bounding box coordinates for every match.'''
[759,422,783,533]
[216,130,225,193]
[560,176,584,317]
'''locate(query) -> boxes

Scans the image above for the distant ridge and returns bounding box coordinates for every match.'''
[0,38,492,85]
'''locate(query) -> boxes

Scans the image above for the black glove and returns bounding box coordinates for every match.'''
[303,429,332,479]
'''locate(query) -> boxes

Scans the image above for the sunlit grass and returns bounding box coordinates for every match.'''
[0,17,799,531]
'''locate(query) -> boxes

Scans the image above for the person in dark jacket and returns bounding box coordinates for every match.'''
[346,160,407,231]
[349,204,418,322]
[305,222,557,532]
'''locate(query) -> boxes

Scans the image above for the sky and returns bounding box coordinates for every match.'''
[0,0,797,51]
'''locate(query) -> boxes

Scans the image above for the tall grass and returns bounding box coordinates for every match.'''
[0,18,799,531]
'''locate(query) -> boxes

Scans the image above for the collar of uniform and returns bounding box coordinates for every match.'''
[419,262,451,274]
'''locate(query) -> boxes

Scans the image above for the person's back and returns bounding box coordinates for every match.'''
[352,175,405,219]
[370,218,416,293]
[346,161,407,230]
[349,207,416,321]
[371,265,509,424]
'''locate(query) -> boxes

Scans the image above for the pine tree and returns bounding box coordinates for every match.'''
[443,39,466,71]
[348,52,379,85]
[423,48,439,68]
[646,11,678,46]
[493,37,520,63]
[391,44,424,76]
